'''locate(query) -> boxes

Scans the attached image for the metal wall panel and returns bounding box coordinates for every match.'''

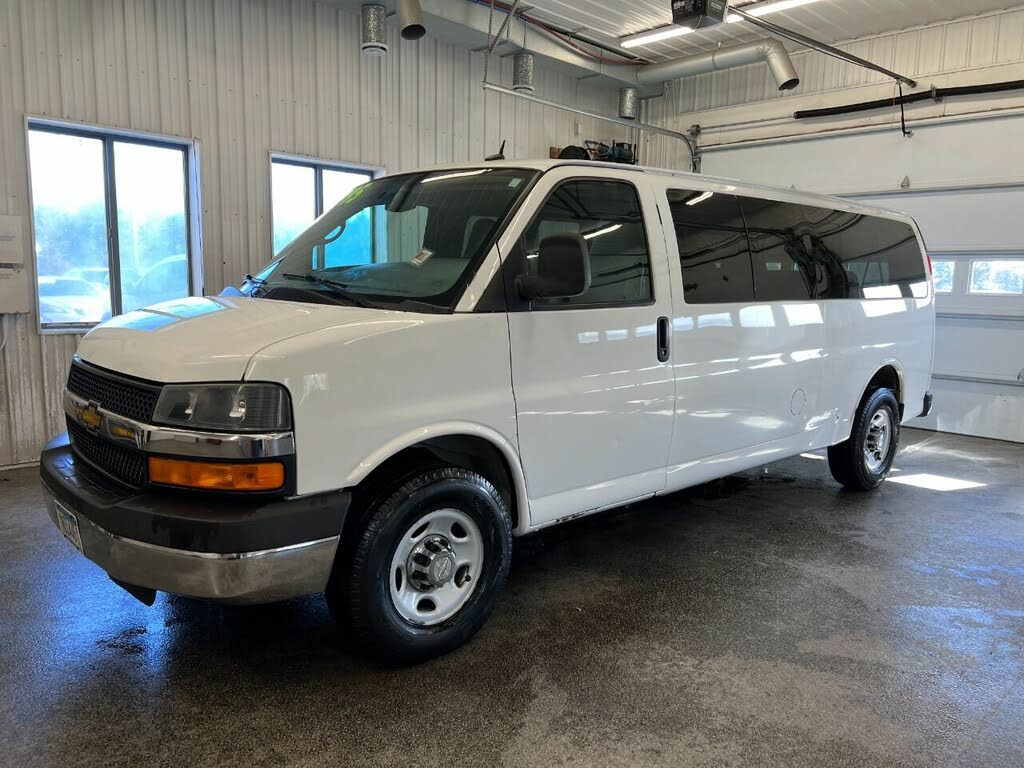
[652,8,1024,126]
[642,8,1024,170]
[0,0,628,468]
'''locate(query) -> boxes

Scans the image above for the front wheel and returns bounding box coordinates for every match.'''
[327,467,512,665]
[827,388,901,491]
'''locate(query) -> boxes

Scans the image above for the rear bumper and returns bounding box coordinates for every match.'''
[40,434,349,604]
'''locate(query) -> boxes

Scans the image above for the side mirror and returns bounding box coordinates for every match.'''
[518,233,591,300]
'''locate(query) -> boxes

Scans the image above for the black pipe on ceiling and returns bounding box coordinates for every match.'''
[793,80,1024,120]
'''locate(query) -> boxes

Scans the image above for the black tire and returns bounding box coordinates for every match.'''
[326,467,512,665]
[827,387,901,491]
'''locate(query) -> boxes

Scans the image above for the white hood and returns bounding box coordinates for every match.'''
[77,296,387,383]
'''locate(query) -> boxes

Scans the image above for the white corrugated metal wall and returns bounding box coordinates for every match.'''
[0,0,630,469]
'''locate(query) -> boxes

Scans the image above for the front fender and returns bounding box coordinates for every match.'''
[347,421,532,535]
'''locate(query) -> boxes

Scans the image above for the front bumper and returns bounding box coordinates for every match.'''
[40,434,350,605]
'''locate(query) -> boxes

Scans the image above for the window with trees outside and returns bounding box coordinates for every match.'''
[271,157,376,255]
[28,122,195,330]
[968,260,1024,295]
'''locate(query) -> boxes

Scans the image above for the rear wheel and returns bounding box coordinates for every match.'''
[827,388,900,491]
[327,467,512,665]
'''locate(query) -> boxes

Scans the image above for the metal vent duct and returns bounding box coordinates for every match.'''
[360,5,388,56]
[513,53,535,93]
[618,87,639,120]
[636,39,800,92]
[397,0,426,40]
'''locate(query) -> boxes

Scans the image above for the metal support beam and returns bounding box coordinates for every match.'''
[732,7,918,88]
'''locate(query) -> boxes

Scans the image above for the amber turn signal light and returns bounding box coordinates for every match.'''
[148,457,285,492]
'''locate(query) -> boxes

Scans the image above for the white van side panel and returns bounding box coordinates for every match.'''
[661,300,832,486]
[246,313,522,503]
[822,294,935,446]
[647,176,935,489]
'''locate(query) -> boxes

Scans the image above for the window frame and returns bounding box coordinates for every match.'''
[26,117,200,334]
[967,257,1024,297]
[668,187,930,306]
[667,188,756,306]
[925,250,1024,318]
[931,259,957,295]
[512,176,657,312]
[269,153,382,260]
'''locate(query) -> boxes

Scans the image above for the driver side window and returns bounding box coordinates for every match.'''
[522,179,652,307]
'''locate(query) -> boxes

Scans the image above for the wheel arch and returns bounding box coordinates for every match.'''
[855,360,906,420]
[864,362,905,417]
[344,423,531,535]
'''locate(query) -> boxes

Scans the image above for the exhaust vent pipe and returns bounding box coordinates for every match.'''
[397,0,426,40]
[360,5,388,56]
[618,87,639,120]
[637,39,800,92]
[513,53,535,93]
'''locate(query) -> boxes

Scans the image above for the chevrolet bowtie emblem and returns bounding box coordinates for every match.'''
[79,401,103,432]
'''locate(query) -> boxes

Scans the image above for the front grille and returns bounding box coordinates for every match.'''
[67,418,148,488]
[66,361,160,423]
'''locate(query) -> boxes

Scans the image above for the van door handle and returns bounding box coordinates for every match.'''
[657,316,670,363]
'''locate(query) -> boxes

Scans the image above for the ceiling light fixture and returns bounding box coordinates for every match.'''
[727,0,827,23]
[620,0,828,49]
[620,25,695,49]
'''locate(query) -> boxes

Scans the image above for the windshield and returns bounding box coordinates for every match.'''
[251,167,537,311]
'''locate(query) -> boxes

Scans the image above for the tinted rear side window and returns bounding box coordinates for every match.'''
[741,197,925,300]
[740,197,829,302]
[523,179,652,307]
[822,213,926,298]
[667,190,753,304]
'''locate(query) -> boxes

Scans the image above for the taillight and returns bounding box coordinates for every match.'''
[926,253,933,275]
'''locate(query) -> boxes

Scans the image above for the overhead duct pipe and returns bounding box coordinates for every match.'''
[397,0,426,40]
[636,39,800,92]
[513,53,535,93]
[360,5,388,56]
[618,87,639,120]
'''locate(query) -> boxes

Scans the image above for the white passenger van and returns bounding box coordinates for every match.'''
[41,160,935,663]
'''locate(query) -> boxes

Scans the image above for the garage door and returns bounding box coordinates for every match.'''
[849,185,1024,444]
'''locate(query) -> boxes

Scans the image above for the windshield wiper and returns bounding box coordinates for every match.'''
[280,273,375,309]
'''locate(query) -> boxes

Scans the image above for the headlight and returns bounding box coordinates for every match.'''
[153,383,292,432]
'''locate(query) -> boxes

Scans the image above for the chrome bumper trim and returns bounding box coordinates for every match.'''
[63,389,295,459]
[44,492,337,605]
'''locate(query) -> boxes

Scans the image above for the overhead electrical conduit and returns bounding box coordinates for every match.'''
[469,2,802,171]
[459,0,800,91]
[794,80,1024,120]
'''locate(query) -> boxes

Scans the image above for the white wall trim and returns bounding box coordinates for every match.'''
[700,103,1024,155]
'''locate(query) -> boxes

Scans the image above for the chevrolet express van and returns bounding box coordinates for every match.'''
[41,160,935,663]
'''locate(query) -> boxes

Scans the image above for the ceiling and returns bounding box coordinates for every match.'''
[516,0,1024,62]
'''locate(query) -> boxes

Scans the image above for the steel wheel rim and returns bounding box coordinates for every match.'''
[389,508,484,627]
[864,409,893,473]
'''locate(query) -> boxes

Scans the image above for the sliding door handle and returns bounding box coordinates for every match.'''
[657,316,671,363]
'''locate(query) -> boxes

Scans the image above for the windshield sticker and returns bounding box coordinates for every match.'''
[411,248,434,267]
[508,177,523,188]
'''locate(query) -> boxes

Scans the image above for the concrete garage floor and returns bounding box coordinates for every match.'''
[1,429,1022,768]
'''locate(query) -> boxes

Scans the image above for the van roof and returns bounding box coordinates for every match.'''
[404,159,914,223]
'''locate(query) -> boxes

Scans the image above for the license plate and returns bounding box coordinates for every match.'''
[54,501,84,554]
